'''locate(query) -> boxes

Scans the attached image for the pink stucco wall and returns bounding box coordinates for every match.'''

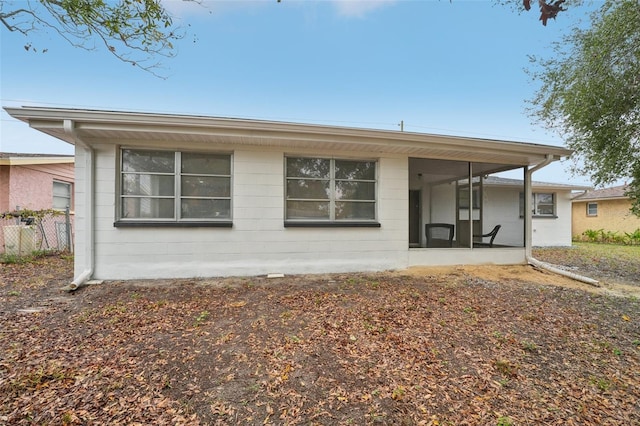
[0,163,75,253]
[0,167,9,212]
[3,163,74,211]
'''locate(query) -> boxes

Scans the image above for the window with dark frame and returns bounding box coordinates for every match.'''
[587,202,598,216]
[285,157,377,222]
[119,149,231,222]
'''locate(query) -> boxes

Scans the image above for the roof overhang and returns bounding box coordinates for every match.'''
[486,181,591,191]
[572,196,628,202]
[4,106,573,167]
[0,155,74,166]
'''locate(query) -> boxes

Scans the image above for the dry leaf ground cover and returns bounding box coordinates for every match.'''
[1,246,639,425]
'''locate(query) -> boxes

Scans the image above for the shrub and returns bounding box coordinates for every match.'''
[579,228,640,245]
[625,229,640,245]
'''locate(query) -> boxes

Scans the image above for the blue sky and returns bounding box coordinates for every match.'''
[1,0,598,185]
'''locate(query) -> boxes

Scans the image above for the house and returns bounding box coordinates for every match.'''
[480,176,589,247]
[572,184,640,238]
[0,152,74,212]
[0,152,74,253]
[5,106,573,284]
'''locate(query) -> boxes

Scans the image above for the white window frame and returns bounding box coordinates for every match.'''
[532,192,556,217]
[519,192,557,217]
[117,148,232,224]
[52,180,72,210]
[285,156,378,224]
[587,202,598,216]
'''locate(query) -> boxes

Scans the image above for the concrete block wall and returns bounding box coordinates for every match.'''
[572,199,640,237]
[83,144,409,280]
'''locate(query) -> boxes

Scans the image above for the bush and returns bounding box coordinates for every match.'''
[578,228,640,245]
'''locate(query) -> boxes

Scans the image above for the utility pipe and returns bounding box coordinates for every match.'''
[64,119,95,291]
[524,154,599,287]
[527,256,600,287]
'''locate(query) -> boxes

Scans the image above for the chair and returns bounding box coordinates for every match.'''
[473,225,501,248]
[425,223,455,248]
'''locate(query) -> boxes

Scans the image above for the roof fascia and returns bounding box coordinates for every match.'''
[487,183,590,191]
[5,106,573,163]
[572,195,629,202]
[532,184,591,191]
[0,157,74,165]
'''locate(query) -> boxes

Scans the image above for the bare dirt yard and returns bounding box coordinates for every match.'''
[1,245,639,425]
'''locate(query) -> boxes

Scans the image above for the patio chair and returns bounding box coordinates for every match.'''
[473,224,501,248]
[425,223,455,248]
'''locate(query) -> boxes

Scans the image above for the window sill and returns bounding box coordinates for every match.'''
[114,221,233,228]
[285,221,381,228]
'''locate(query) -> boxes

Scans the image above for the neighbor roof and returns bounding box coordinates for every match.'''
[0,152,74,165]
[4,106,573,168]
[484,176,590,191]
[572,185,629,202]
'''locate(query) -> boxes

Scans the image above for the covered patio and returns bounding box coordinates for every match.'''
[407,156,543,267]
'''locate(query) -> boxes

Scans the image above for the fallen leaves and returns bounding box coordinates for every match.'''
[1,255,639,424]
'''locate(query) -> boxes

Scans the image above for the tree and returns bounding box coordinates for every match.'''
[0,0,183,77]
[523,0,568,26]
[528,0,640,215]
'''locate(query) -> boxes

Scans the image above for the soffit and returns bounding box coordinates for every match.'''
[5,107,573,167]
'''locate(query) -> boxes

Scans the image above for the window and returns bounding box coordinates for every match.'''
[458,185,481,209]
[119,149,231,223]
[285,157,377,223]
[587,202,598,216]
[533,193,555,216]
[53,181,72,210]
[519,192,556,217]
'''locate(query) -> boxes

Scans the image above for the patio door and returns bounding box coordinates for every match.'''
[456,179,482,247]
[409,190,421,247]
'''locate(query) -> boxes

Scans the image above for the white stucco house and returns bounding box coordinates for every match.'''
[479,176,589,247]
[5,106,574,285]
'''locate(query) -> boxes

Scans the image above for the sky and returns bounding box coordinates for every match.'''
[0,0,600,185]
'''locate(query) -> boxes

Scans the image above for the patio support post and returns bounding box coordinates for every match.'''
[468,162,473,248]
[525,154,553,257]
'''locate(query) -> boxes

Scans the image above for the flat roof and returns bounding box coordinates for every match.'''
[4,106,573,168]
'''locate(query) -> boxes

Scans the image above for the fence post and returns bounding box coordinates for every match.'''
[65,206,73,253]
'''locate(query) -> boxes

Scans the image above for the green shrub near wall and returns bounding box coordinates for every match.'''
[575,228,640,245]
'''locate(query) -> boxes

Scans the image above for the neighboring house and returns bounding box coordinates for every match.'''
[0,152,75,253]
[480,177,589,247]
[0,152,74,212]
[572,184,640,238]
[5,107,573,284]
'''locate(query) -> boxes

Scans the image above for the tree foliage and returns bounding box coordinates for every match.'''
[529,0,640,215]
[0,0,183,77]
[523,0,568,26]
[496,0,578,25]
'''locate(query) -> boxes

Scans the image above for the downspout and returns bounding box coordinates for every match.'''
[525,155,599,287]
[63,119,95,291]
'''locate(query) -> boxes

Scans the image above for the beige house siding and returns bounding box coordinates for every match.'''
[572,198,640,237]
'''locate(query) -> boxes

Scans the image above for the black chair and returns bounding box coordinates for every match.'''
[473,225,501,248]
[425,223,455,248]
